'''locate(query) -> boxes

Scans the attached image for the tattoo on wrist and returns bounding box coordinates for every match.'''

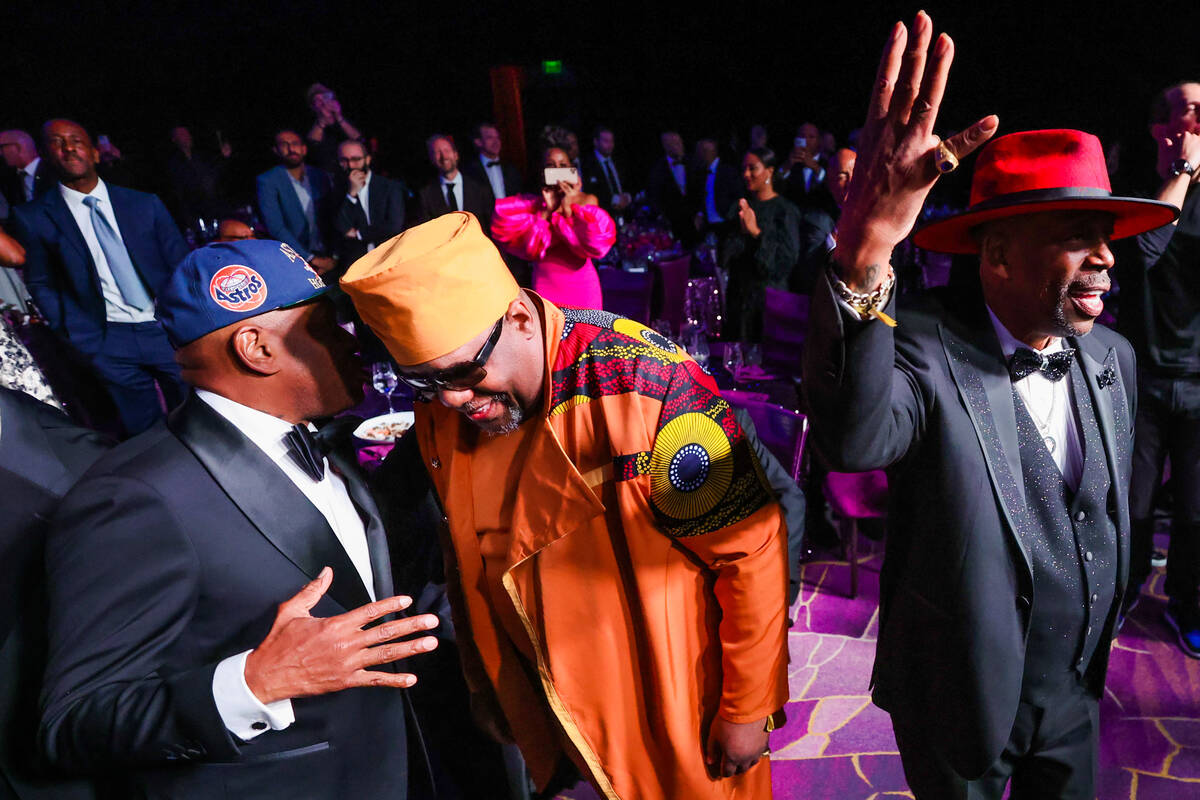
[863,264,881,290]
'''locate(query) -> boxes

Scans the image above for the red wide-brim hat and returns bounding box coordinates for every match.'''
[912,129,1179,254]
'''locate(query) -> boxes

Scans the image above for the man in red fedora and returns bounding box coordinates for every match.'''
[803,12,1178,799]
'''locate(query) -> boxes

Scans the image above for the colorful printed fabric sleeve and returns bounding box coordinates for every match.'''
[647,359,789,723]
[550,203,617,262]
[491,195,552,261]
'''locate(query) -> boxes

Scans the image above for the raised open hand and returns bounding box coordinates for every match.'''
[243,567,439,705]
[835,11,998,291]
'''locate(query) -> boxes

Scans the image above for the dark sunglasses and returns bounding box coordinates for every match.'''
[396,318,504,394]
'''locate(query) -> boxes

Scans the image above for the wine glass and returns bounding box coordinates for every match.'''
[689,333,711,371]
[371,362,399,414]
[744,344,762,371]
[724,342,743,381]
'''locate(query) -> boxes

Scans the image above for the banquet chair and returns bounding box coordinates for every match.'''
[600,268,653,324]
[823,469,888,599]
[651,254,692,335]
[723,394,808,483]
[762,287,810,379]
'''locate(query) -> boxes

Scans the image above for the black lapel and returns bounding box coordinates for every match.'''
[327,447,394,600]
[938,306,1033,577]
[368,178,384,226]
[168,394,372,612]
[1072,335,1130,586]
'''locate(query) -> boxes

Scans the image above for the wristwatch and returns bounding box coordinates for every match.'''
[1170,158,1195,178]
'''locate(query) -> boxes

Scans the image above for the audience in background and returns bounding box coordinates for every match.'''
[416,134,494,229]
[491,144,615,309]
[331,138,408,269]
[722,147,801,341]
[463,121,521,200]
[305,82,363,172]
[793,147,855,293]
[646,130,694,243]
[691,136,742,237]
[582,125,632,217]
[163,124,232,229]
[0,130,52,212]
[255,129,334,273]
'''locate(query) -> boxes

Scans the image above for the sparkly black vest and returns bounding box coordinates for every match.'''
[1013,359,1118,704]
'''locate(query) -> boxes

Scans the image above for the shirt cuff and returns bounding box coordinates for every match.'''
[212,650,295,741]
[345,194,358,203]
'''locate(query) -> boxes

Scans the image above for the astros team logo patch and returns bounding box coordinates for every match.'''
[210,265,268,312]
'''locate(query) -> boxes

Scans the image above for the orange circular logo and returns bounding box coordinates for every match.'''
[209,265,267,312]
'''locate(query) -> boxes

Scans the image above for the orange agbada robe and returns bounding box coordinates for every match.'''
[415,299,790,799]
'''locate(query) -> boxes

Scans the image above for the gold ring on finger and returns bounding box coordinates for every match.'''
[934,141,959,174]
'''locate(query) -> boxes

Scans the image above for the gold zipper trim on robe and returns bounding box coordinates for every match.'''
[501,566,621,800]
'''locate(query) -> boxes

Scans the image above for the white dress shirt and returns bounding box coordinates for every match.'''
[479,154,506,200]
[197,389,376,741]
[704,158,723,224]
[346,171,375,251]
[987,308,1084,490]
[21,157,40,202]
[58,179,156,323]
[594,149,623,198]
[439,173,463,211]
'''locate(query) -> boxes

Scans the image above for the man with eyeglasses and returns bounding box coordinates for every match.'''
[330,139,408,274]
[342,212,789,800]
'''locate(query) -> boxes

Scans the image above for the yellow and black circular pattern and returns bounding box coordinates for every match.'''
[650,412,733,520]
[612,318,690,364]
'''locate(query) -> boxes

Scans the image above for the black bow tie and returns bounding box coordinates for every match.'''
[284,424,328,482]
[283,418,358,482]
[486,160,501,167]
[1009,347,1075,382]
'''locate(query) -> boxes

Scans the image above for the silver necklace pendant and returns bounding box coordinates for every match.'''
[1043,435,1056,454]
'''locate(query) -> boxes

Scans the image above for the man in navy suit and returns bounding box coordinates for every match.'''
[256,130,334,275]
[39,240,441,799]
[11,119,189,437]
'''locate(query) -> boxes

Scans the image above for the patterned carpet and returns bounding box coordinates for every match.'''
[563,532,1200,799]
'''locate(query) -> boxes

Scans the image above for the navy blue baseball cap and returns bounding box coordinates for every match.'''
[157,240,330,347]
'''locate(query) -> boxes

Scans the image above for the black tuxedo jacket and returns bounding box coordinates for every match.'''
[331,172,409,265]
[39,394,422,799]
[415,174,493,231]
[803,275,1135,778]
[687,160,743,223]
[11,184,187,354]
[581,152,631,215]
[461,157,521,200]
[0,389,113,800]
[645,157,694,226]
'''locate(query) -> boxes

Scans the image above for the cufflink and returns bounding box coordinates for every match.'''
[251,721,268,731]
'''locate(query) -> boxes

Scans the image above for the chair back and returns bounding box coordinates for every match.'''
[652,255,691,335]
[824,470,889,519]
[600,268,653,324]
[724,394,808,481]
[762,287,810,377]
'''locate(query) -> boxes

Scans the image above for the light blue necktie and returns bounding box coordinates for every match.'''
[82,195,153,311]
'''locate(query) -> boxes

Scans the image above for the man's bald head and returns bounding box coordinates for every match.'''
[0,130,37,169]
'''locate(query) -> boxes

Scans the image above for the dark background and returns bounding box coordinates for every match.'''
[4,0,1195,197]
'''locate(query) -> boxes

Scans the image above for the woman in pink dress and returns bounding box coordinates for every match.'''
[491,146,616,309]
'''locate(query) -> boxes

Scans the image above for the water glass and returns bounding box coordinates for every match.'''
[724,342,743,379]
[371,362,399,413]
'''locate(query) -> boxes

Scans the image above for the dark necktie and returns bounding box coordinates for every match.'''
[486,160,501,168]
[444,183,458,211]
[603,159,619,195]
[1009,347,1075,382]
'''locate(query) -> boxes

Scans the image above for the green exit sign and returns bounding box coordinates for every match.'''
[542,60,563,76]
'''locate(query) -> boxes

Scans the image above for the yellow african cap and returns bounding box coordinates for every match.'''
[340,212,519,366]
